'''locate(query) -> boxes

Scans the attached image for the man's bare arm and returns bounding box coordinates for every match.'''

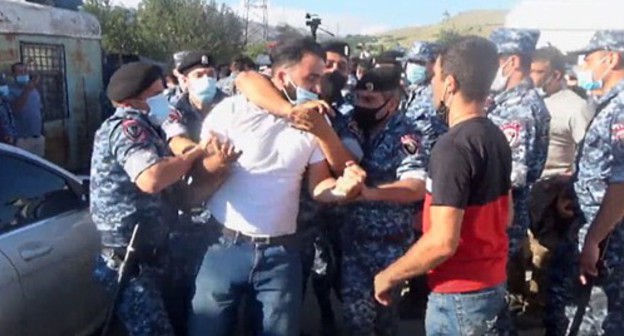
[235,71,292,118]
[135,146,205,194]
[359,179,426,204]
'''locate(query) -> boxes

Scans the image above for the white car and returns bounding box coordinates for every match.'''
[0,144,109,336]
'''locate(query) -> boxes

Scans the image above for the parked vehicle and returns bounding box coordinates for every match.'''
[0,144,109,336]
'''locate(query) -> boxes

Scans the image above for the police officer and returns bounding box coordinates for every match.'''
[341,66,444,336]
[90,62,213,336]
[162,51,226,155]
[402,41,440,116]
[546,30,624,335]
[487,28,550,322]
[0,75,16,145]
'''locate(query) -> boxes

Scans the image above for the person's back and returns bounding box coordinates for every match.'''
[542,88,594,176]
[424,117,511,292]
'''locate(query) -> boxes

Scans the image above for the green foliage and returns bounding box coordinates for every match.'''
[83,0,244,63]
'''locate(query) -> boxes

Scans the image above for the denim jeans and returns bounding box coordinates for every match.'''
[425,284,507,336]
[189,231,303,336]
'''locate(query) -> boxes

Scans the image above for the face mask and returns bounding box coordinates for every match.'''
[16,75,30,85]
[0,85,8,97]
[406,63,427,86]
[320,71,347,104]
[490,59,511,92]
[189,76,217,104]
[283,76,319,104]
[146,94,171,126]
[353,99,391,131]
[576,58,609,91]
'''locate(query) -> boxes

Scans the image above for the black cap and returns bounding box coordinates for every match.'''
[176,51,214,75]
[107,62,163,102]
[322,41,351,58]
[355,66,402,92]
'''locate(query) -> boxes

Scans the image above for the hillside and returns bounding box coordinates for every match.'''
[377,10,507,46]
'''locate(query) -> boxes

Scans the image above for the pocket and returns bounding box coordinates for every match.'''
[456,287,506,335]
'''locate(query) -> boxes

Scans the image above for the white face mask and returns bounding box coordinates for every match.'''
[490,59,512,92]
[146,94,171,126]
[283,76,319,104]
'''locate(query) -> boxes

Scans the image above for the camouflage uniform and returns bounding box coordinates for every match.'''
[546,30,624,336]
[165,85,184,105]
[488,28,550,258]
[0,97,16,144]
[160,89,225,334]
[90,107,179,336]
[341,106,444,336]
[216,72,238,96]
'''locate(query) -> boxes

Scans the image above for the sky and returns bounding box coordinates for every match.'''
[113,0,518,35]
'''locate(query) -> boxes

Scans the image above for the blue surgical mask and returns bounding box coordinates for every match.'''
[284,76,319,104]
[16,75,30,85]
[189,76,217,104]
[576,57,609,91]
[146,94,171,126]
[405,63,427,85]
[0,85,8,97]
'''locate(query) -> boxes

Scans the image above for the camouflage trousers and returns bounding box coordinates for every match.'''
[94,255,176,336]
[341,238,410,336]
[545,239,624,335]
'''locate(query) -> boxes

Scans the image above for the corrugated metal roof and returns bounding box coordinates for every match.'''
[0,0,101,39]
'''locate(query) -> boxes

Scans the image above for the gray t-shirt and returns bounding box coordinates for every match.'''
[542,89,594,177]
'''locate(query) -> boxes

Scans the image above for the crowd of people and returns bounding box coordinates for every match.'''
[63,27,624,336]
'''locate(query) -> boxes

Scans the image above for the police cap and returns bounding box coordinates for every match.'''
[107,62,163,102]
[322,41,351,59]
[489,28,540,55]
[569,30,624,56]
[355,66,402,92]
[176,51,214,75]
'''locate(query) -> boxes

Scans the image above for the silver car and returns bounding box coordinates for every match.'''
[0,144,109,336]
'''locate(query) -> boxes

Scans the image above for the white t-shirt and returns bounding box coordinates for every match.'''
[542,89,595,177]
[201,95,326,236]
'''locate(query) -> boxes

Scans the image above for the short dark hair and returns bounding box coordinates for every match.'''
[501,53,532,73]
[533,46,566,74]
[270,37,325,70]
[11,62,25,74]
[440,36,499,102]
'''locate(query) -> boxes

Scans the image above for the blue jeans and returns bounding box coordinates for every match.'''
[189,231,303,336]
[425,284,507,336]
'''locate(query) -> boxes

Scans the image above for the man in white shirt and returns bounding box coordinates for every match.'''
[531,46,595,177]
[189,37,365,336]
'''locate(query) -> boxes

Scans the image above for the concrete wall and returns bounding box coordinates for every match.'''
[0,33,103,170]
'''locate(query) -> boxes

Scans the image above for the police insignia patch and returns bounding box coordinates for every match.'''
[348,120,364,140]
[612,123,624,141]
[365,82,374,92]
[502,122,521,146]
[122,119,148,142]
[401,134,421,155]
[168,109,183,122]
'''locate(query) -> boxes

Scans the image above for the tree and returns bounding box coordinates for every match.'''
[136,0,244,63]
[83,0,143,55]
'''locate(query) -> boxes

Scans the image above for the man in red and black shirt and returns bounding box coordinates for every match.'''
[374,36,514,335]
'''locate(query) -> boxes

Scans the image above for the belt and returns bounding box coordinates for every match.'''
[220,226,299,246]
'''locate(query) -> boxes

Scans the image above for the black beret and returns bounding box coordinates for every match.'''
[355,66,402,92]
[107,62,163,102]
[322,41,351,58]
[176,51,214,75]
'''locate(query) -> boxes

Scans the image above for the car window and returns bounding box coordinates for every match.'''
[0,154,84,234]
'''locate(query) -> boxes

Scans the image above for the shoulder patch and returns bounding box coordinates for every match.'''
[168,109,184,123]
[401,134,421,155]
[612,123,624,141]
[121,119,149,142]
[502,122,521,146]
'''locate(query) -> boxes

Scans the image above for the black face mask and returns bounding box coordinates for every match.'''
[320,71,347,104]
[353,99,391,131]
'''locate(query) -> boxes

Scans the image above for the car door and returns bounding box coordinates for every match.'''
[0,249,24,336]
[0,153,108,336]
